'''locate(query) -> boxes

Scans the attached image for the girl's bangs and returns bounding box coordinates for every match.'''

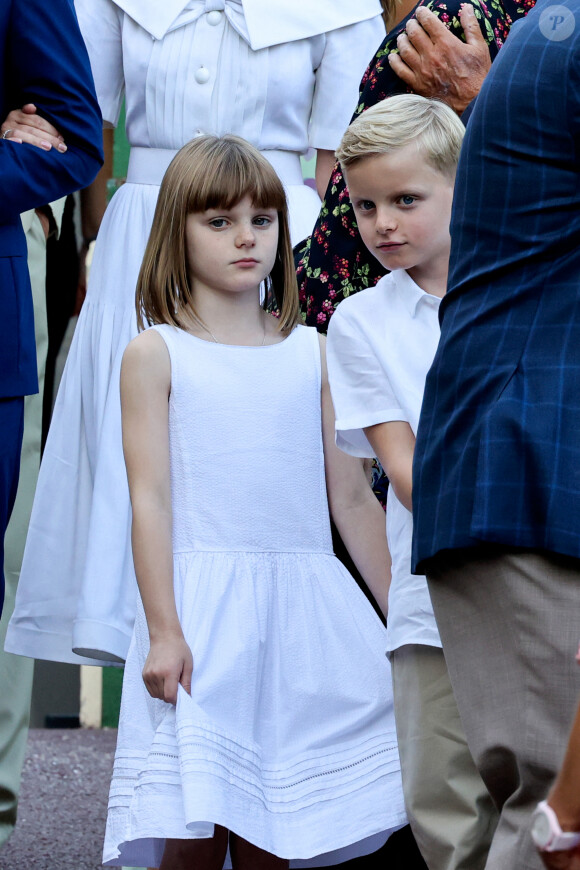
[184,145,287,214]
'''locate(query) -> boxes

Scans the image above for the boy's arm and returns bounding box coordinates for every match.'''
[320,335,391,616]
[121,331,192,705]
[365,421,415,514]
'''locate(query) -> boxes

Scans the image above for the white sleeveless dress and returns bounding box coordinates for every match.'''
[5,0,384,666]
[103,324,405,867]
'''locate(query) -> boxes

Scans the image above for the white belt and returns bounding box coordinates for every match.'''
[126,146,304,188]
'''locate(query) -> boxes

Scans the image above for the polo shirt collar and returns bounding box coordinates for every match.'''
[394,269,442,318]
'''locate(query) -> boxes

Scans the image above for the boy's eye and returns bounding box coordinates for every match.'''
[399,195,417,206]
[356,200,375,212]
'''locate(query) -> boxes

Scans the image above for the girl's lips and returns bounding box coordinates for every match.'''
[233,258,259,265]
[377,242,404,250]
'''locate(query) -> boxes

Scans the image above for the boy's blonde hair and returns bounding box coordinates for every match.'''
[137,135,300,334]
[336,94,465,179]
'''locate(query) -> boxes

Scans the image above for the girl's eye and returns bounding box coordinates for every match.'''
[399,195,416,206]
[209,218,228,228]
[357,200,375,212]
[253,216,272,226]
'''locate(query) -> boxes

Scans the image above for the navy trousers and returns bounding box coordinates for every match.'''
[0,398,24,616]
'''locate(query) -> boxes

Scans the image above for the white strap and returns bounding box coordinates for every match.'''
[126,146,304,188]
[126,148,179,185]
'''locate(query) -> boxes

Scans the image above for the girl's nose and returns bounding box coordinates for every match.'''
[236,223,256,246]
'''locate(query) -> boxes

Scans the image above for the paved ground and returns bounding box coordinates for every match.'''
[0,729,426,870]
[0,728,118,870]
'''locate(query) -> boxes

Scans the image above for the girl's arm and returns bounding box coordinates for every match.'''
[364,421,415,514]
[320,335,391,617]
[120,330,193,704]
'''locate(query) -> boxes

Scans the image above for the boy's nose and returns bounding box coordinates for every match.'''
[376,210,397,234]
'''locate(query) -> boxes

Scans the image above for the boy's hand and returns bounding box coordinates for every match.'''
[143,634,193,704]
[1,103,67,151]
[388,5,491,115]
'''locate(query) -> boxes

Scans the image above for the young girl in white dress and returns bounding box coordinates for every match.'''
[5,0,385,668]
[103,134,405,868]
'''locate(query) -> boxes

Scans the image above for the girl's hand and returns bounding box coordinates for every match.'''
[1,103,67,152]
[142,634,193,704]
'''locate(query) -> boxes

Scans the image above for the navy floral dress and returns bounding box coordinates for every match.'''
[297,0,533,508]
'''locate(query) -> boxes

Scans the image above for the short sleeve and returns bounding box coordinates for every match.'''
[75,0,125,127]
[327,305,406,458]
[309,15,385,151]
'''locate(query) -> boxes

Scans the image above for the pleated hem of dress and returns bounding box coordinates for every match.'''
[104,712,406,866]
[104,787,407,868]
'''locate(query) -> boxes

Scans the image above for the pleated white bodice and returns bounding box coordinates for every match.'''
[154,324,334,555]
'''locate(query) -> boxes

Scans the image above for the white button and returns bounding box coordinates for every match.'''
[195,66,211,84]
[207,10,222,25]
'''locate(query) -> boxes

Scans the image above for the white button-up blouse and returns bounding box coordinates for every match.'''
[75,0,385,154]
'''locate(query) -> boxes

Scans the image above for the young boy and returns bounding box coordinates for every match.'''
[326,95,497,870]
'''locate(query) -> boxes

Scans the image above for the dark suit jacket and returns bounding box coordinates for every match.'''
[0,0,103,398]
[413,0,580,571]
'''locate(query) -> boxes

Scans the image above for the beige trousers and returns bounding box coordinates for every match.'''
[0,212,49,845]
[391,644,498,870]
[428,547,580,870]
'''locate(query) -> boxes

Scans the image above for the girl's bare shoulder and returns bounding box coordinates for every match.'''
[122,328,171,386]
[124,328,169,360]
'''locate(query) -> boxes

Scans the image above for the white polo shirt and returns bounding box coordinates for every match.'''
[327,269,442,653]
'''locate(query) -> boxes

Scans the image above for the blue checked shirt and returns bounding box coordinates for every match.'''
[412,0,580,572]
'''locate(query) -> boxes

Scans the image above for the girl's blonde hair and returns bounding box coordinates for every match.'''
[336,95,465,179]
[137,135,300,334]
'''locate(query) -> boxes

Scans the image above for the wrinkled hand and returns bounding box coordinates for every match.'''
[539,848,580,869]
[142,633,193,704]
[388,5,491,115]
[1,103,66,152]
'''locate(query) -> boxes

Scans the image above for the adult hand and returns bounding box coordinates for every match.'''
[142,633,193,705]
[388,5,491,115]
[1,103,67,152]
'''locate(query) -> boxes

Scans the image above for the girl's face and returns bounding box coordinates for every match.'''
[185,195,279,302]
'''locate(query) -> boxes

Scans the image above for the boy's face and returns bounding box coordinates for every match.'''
[345,145,455,295]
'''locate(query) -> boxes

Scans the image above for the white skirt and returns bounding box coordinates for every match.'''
[103,551,406,867]
[6,180,154,665]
